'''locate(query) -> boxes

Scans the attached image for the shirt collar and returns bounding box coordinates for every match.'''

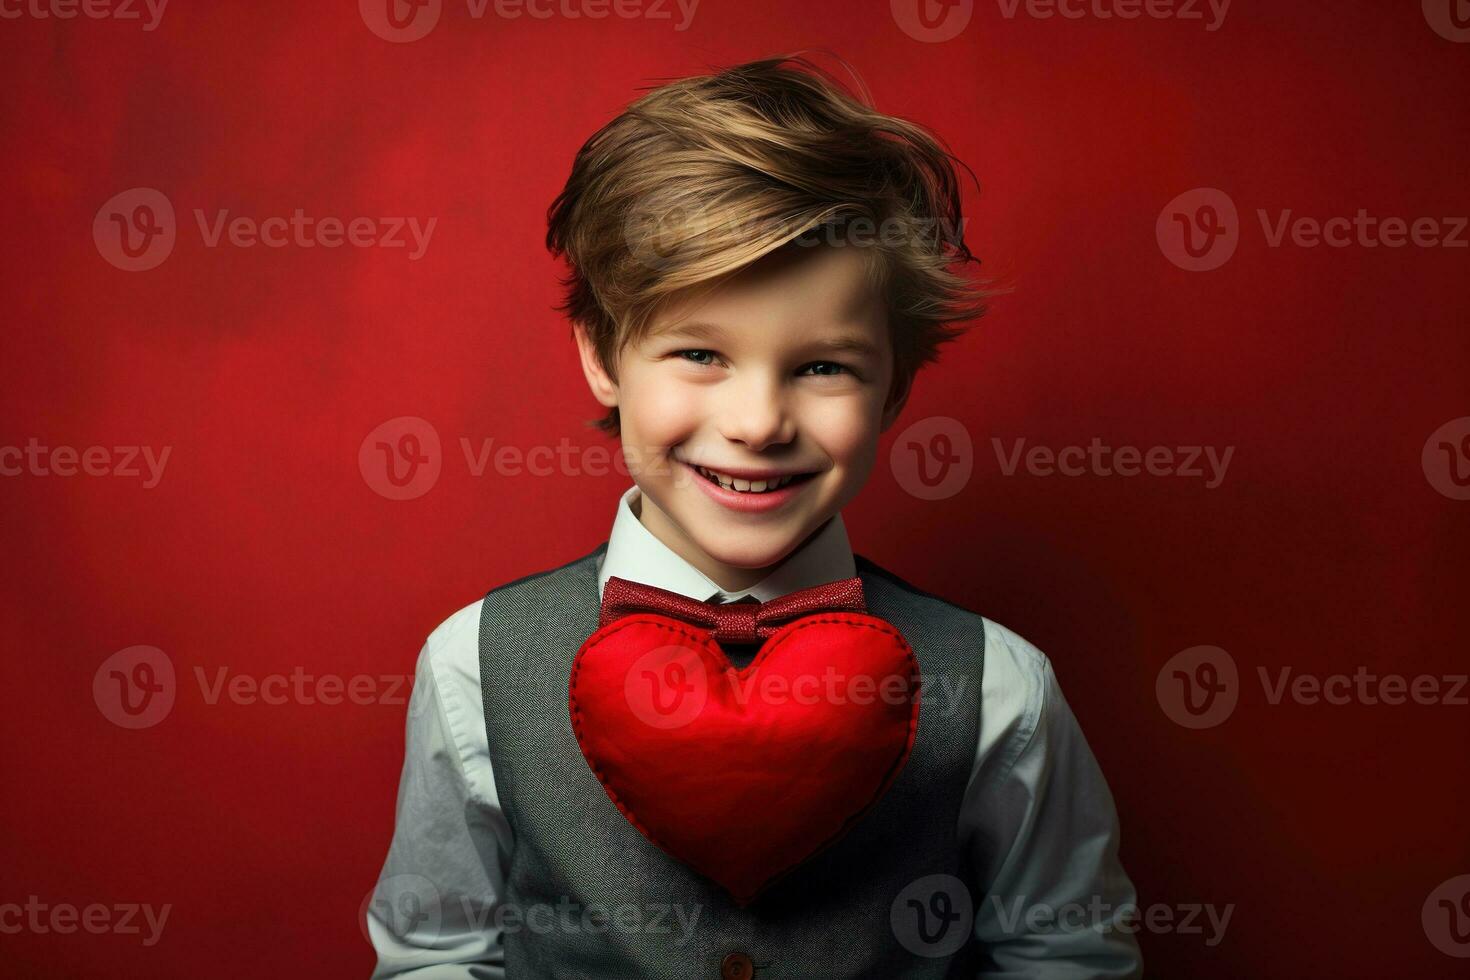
[595,484,856,603]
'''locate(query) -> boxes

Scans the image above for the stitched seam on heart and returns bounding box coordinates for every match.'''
[569,617,720,898]
[735,613,903,678]
[737,619,923,901]
[569,613,922,905]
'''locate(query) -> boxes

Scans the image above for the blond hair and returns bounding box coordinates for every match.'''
[546,54,989,435]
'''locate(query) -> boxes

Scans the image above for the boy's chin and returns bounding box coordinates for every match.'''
[691,532,803,573]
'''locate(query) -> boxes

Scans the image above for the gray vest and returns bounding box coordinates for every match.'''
[479,542,986,978]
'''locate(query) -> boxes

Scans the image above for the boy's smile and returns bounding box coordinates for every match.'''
[576,241,908,593]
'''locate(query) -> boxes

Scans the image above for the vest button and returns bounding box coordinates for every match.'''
[720,951,754,979]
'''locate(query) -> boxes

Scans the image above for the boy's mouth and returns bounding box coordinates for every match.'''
[684,462,819,496]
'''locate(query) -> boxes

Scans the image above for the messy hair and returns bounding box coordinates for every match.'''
[545,54,989,436]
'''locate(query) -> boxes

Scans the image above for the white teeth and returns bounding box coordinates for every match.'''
[694,465,799,493]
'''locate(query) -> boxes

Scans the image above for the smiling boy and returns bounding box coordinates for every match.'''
[368,56,1142,978]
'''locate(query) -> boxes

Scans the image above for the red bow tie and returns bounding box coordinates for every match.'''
[599,575,868,645]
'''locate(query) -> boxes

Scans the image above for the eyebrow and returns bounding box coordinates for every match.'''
[652,320,882,359]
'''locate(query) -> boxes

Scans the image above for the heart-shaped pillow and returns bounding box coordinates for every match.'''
[569,611,920,906]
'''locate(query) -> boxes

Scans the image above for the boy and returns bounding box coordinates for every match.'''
[368,56,1142,978]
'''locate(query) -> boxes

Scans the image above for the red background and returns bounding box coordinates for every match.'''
[2,1,1468,976]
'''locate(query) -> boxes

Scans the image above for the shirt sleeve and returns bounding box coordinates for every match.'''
[962,623,1143,978]
[367,625,513,978]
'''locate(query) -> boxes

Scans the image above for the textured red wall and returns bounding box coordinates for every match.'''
[2,1,1468,976]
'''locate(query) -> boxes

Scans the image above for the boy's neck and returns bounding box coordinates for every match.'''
[632,490,824,595]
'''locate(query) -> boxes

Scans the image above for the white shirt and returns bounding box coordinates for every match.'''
[368,485,1143,978]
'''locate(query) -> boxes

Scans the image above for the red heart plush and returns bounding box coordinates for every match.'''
[569,612,920,906]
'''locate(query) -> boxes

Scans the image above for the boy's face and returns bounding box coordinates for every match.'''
[576,243,907,591]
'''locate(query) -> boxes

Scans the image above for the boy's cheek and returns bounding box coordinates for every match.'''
[804,402,882,462]
[619,387,705,474]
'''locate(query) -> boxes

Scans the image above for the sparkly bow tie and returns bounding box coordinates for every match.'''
[598,575,868,645]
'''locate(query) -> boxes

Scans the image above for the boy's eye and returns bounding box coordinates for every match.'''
[671,351,854,378]
[799,361,850,377]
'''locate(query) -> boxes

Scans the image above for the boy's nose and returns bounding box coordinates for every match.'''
[716,386,794,451]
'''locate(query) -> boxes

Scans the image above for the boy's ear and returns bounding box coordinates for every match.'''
[573,323,620,410]
[879,373,912,433]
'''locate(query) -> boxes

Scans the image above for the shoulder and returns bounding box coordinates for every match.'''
[476,541,607,616]
[418,596,485,694]
[981,618,1053,687]
[406,546,606,801]
[854,552,988,632]
[418,542,608,691]
[854,554,1057,756]
[855,553,1046,677]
